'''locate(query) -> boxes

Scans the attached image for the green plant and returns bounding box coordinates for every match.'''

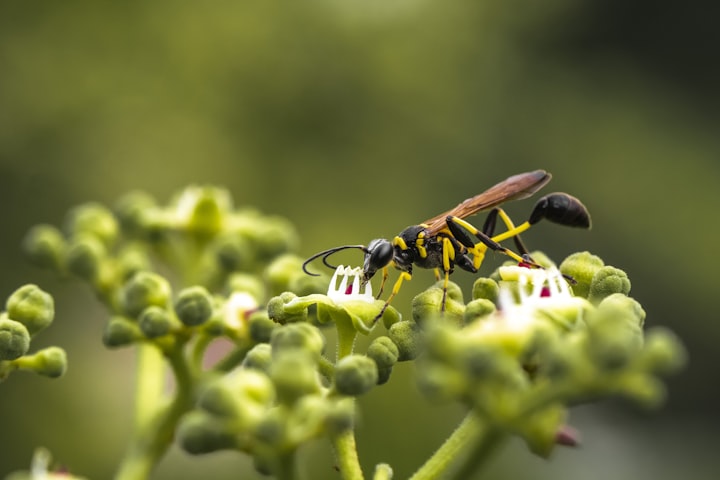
[6,185,685,480]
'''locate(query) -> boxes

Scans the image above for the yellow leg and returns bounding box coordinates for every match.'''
[373,271,412,323]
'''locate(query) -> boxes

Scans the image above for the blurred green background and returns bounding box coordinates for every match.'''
[1,0,718,478]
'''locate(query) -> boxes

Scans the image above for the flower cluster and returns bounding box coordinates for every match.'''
[415,252,686,458]
[0,285,66,382]
[17,184,687,480]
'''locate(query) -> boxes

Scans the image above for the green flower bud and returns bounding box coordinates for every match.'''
[267,293,308,324]
[334,355,378,396]
[472,277,499,302]
[227,273,266,303]
[0,318,30,361]
[585,298,644,370]
[588,267,631,304]
[120,272,172,318]
[66,235,106,281]
[177,410,238,454]
[243,343,273,372]
[412,288,463,327]
[388,321,422,362]
[178,186,231,237]
[65,202,118,247]
[103,316,142,348]
[114,190,156,235]
[264,254,306,297]
[174,286,214,327]
[254,407,285,446]
[464,299,496,323]
[325,397,356,435]
[248,311,277,344]
[597,293,645,327]
[6,284,55,336]
[289,273,328,297]
[618,373,666,409]
[21,346,67,378]
[640,327,687,375]
[138,306,173,339]
[199,370,273,422]
[366,336,399,370]
[559,251,605,298]
[23,224,66,270]
[252,218,299,260]
[116,246,152,281]
[270,350,321,404]
[270,322,325,358]
[213,234,253,272]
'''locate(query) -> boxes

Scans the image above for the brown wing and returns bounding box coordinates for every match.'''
[423,170,552,235]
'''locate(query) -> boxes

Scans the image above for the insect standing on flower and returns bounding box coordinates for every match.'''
[302,170,591,319]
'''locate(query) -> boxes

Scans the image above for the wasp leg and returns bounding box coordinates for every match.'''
[376,266,390,299]
[446,216,528,267]
[373,270,412,324]
[483,208,530,256]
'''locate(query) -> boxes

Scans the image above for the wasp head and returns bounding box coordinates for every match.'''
[302,239,394,286]
[362,238,394,285]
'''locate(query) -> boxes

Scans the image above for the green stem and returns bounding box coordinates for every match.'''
[115,345,195,480]
[410,411,505,480]
[332,420,365,480]
[275,450,298,480]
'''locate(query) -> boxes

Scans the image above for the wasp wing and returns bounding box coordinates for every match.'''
[423,170,552,235]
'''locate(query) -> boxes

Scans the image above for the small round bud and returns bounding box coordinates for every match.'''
[559,252,605,298]
[174,286,214,327]
[270,322,325,358]
[65,202,119,247]
[325,397,356,435]
[120,272,172,318]
[114,190,156,235]
[248,311,277,344]
[252,218,299,261]
[267,294,307,324]
[66,235,106,282]
[138,306,173,338]
[0,318,30,361]
[642,327,687,375]
[334,355,378,396]
[585,300,644,370]
[388,321,422,362]
[227,273,266,303]
[597,293,645,327]
[464,299,496,323]
[177,186,231,237]
[243,343,273,372]
[412,288,443,324]
[6,284,55,336]
[177,411,237,454]
[289,273,328,297]
[213,234,252,272]
[366,336,399,370]
[588,267,631,304]
[103,316,142,348]
[23,224,66,270]
[472,277,499,302]
[116,246,152,281]
[270,350,321,404]
[28,346,67,378]
[264,254,305,296]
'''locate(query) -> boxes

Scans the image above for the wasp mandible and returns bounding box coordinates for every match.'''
[302,170,591,319]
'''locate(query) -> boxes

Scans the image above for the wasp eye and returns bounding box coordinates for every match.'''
[363,239,394,280]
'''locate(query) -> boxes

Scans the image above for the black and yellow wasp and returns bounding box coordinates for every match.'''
[302,170,591,317]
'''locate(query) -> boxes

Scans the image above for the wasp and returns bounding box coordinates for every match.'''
[302,170,591,319]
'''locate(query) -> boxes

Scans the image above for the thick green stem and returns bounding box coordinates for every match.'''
[410,412,505,480]
[115,345,195,480]
[332,421,365,480]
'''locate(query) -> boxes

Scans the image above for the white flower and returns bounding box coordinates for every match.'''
[225,291,259,331]
[326,265,374,304]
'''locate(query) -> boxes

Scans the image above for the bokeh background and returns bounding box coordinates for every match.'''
[1,0,718,478]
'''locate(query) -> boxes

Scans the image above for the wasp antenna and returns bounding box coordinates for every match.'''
[302,245,368,276]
